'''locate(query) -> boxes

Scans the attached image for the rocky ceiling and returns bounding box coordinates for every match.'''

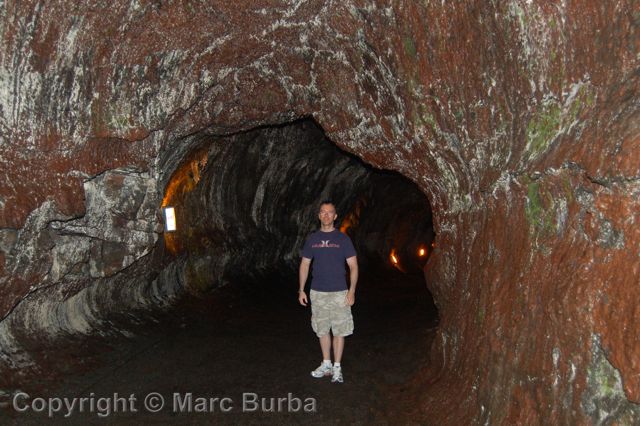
[0,1,638,424]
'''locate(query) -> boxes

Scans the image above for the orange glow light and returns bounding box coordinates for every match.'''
[418,248,426,257]
[339,197,366,233]
[161,147,209,255]
[390,249,398,264]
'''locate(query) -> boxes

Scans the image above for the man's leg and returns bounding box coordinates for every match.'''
[319,334,332,360]
[329,290,352,383]
[310,290,334,378]
[310,334,333,378]
[331,335,345,383]
[332,335,344,363]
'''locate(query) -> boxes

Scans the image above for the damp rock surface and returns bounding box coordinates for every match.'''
[0,1,638,424]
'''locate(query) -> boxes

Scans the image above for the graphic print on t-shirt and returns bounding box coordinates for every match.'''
[312,240,340,248]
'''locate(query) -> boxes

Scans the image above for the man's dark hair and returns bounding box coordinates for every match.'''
[319,200,336,211]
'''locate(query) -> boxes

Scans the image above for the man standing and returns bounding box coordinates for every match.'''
[298,201,358,384]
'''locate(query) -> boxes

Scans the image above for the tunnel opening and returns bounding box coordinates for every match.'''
[158,117,438,299]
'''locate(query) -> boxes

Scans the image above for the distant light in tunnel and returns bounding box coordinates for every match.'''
[390,250,399,265]
[418,248,426,257]
[164,207,177,232]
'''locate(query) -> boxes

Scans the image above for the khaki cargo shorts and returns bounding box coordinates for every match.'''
[310,289,354,337]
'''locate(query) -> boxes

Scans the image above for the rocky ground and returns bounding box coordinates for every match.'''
[3,267,438,425]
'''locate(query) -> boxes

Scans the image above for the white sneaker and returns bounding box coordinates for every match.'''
[310,362,333,378]
[331,365,343,383]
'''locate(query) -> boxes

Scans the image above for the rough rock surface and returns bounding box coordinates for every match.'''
[0,1,638,424]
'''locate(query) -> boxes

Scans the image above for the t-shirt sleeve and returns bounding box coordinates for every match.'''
[343,234,356,258]
[300,235,313,259]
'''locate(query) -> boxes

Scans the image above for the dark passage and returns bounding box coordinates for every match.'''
[6,119,439,424]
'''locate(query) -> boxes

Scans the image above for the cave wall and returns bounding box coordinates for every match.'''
[0,1,638,423]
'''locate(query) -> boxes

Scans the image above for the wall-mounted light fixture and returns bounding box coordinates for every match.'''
[164,206,177,232]
[418,247,426,257]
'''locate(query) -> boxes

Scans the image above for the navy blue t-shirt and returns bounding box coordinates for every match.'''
[300,229,357,292]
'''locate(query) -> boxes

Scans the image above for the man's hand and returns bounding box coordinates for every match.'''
[345,290,355,306]
[299,290,308,306]
[299,258,311,306]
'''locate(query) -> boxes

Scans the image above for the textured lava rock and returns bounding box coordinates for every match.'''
[0,1,638,424]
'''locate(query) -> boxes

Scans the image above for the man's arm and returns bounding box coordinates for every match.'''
[298,257,311,306]
[345,256,358,306]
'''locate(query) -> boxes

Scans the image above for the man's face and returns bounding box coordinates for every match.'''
[318,203,337,227]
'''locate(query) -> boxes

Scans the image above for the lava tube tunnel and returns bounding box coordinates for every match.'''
[0,1,638,424]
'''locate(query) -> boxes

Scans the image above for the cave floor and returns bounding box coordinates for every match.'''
[6,268,437,425]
